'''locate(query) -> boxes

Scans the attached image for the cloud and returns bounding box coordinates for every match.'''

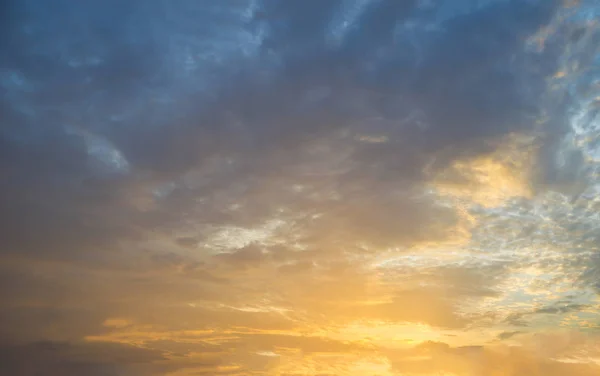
[0,6,559,327]
[497,331,524,340]
[5,0,600,375]
[387,334,600,376]
[0,341,168,376]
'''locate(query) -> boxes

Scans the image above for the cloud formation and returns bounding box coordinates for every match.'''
[2,0,600,375]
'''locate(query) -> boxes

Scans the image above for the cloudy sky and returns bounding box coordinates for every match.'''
[2,0,600,375]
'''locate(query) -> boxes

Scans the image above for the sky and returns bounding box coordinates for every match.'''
[2,0,600,375]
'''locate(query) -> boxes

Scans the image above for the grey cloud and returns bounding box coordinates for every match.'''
[501,302,591,328]
[0,306,109,344]
[0,341,168,376]
[497,331,524,340]
[505,312,530,328]
[535,303,590,315]
[0,0,560,265]
[581,252,600,293]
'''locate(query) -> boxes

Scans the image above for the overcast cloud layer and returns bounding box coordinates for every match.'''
[2,0,600,375]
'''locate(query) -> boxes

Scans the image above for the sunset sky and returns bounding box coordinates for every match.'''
[2,0,600,375]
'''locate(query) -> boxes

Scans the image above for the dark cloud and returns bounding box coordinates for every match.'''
[497,331,524,340]
[0,341,167,376]
[580,252,600,293]
[0,0,559,265]
[505,312,531,328]
[535,303,590,315]
[502,301,592,328]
